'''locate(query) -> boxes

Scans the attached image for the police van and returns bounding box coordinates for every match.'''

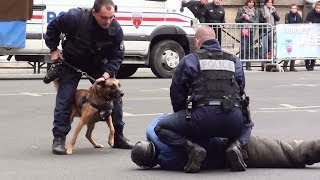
[0,0,196,78]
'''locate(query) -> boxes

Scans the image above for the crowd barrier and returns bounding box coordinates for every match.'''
[197,23,283,71]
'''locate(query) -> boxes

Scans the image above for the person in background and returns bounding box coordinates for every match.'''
[259,0,280,70]
[182,0,209,23]
[235,0,259,71]
[204,0,225,46]
[304,0,320,71]
[283,4,302,72]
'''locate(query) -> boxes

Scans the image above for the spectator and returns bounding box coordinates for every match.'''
[182,0,208,23]
[283,4,302,72]
[304,1,320,71]
[235,0,260,71]
[259,0,280,70]
[204,0,225,46]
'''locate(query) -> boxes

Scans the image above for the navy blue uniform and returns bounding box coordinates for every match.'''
[45,8,125,138]
[155,39,252,149]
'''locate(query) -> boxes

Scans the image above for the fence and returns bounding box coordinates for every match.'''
[198,23,278,71]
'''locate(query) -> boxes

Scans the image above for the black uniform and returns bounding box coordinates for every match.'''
[184,1,207,23]
[204,3,225,46]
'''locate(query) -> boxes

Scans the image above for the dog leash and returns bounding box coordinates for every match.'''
[62,61,96,82]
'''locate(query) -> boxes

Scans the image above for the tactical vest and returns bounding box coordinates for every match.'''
[62,8,116,63]
[192,49,240,106]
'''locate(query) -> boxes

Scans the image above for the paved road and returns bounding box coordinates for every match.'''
[1,69,320,179]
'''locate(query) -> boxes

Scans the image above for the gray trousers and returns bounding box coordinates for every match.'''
[245,136,320,168]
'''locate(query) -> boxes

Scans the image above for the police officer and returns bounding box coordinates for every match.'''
[45,0,133,155]
[204,0,226,46]
[181,0,208,23]
[154,26,252,173]
[132,115,320,171]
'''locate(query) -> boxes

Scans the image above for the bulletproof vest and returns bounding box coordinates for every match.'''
[192,49,240,105]
[62,8,116,62]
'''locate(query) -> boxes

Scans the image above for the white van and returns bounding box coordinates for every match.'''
[0,0,196,78]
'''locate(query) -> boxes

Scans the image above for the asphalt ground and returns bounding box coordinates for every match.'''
[1,67,320,179]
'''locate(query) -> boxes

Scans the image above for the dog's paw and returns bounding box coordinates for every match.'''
[66,147,73,155]
[94,144,104,148]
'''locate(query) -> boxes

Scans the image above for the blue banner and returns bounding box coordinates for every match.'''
[0,21,26,48]
[276,24,320,59]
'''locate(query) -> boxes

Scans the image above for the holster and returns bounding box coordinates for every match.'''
[241,96,252,124]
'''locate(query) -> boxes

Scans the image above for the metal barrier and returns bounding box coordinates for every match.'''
[197,23,278,71]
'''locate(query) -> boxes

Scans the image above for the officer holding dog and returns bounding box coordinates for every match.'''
[154,25,253,173]
[45,0,133,155]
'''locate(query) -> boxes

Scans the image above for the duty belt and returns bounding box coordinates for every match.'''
[195,100,240,108]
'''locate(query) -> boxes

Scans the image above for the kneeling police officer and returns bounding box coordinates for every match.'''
[154,25,253,173]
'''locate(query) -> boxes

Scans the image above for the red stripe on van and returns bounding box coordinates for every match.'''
[32,15,43,19]
[115,16,187,22]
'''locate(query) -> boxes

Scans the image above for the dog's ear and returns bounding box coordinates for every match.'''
[96,80,106,87]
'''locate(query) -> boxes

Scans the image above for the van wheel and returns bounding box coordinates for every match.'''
[116,65,138,78]
[150,40,185,78]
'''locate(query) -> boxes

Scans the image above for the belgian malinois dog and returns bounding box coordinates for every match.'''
[66,78,123,155]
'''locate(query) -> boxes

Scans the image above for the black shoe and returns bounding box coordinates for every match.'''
[289,68,297,72]
[52,137,66,155]
[226,140,247,171]
[184,141,207,173]
[113,135,134,149]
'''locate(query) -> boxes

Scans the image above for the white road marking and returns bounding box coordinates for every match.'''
[124,112,164,117]
[276,84,320,87]
[260,105,320,110]
[253,109,319,113]
[0,92,56,96]
[279,104,298,108]
[21,92,42,97]
[139,88,169,92]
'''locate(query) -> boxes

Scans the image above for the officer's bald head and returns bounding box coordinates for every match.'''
[194,26,216,49]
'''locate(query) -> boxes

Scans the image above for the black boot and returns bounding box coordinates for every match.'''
[226,140,247,171]
[183,140,207,173]
[113,126,134,149]
[52,137,66,155]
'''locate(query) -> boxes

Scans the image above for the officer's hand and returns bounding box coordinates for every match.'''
[50,50,62,62]
[96,77,106,82]
[102,72,110,79]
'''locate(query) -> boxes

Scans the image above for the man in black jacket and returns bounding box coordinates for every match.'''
[45,0,133,155]
[304,1,320,71]
[283,4,302,72]
[182,0,208,23]
[204,0,225,46]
